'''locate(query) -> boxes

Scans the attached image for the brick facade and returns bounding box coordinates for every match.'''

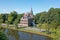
[20,8,34,27]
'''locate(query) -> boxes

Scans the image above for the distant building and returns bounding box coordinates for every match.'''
[20,8,34,27]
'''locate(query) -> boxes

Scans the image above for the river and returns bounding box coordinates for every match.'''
[4,28,52,40]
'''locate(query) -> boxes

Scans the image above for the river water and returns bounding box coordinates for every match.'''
[4,28,52,40]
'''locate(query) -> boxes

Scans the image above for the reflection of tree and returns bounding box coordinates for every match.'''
[0,31,8,40]
[7,29,19,40]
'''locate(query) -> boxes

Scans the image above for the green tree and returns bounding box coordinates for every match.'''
[8,11,17,24]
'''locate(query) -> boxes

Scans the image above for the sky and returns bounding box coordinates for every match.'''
[0,0,60,14]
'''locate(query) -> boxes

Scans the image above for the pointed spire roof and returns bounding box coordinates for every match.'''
[30,8,33,14]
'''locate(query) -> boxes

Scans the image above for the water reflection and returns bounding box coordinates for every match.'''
[4,29,53,40]
[18,32,30,40]
[5,29,19,40]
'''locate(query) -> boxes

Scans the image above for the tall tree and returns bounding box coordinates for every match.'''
[8,11,17,24]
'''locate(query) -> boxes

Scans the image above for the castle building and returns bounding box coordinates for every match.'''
[20,8,34,27]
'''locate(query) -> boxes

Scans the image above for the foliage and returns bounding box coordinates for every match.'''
[0,31,8,40]
[35,8,60,29]
[8,11,17,24]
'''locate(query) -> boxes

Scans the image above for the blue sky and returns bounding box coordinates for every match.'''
[0,0,60,14]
